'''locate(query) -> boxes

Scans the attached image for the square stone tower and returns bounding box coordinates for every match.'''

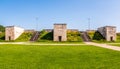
[54,24,67,41]
[98,26,116,41]
[5,26,24,41]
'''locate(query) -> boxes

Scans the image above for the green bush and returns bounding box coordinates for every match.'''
[67,31,82,42]
[15,32,33,41]
[93,31,105,41]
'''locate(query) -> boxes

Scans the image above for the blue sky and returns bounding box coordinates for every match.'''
[0,0,120,32]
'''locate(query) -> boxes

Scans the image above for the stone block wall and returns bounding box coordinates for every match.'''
[98,26,116,41]
[54,24,67,41]
[5,26,24,41]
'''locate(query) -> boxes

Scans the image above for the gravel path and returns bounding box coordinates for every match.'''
[85,42,120,51]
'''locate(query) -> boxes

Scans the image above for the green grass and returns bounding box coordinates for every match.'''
[0,44,120,69]
[67,31,82,42]
[0,32,5,41]
[37,30,53,42]
[116,33,120,42]
[87,31,95,39]
[15,32,33,41]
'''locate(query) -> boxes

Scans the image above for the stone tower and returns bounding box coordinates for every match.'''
[5,26,24,41]
[98,26,116,41]
[54,24,67,41]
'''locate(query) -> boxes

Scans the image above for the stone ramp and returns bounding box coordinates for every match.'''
[81,32,91,42]
[30,31,40,41]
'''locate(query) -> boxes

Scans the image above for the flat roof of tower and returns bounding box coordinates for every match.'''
[98,26,116,29]
[6,25,22,27]
[54,23,67,25]
[105,26,116,28]
[6,26,24,29]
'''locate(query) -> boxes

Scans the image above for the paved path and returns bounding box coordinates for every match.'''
[1,42,120,51]
[0,42,86,46]
[85,42,120,51]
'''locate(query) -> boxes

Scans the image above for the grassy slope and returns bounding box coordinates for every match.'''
[15,32,33,41]
[117,33,120,42]
[0,45,120,69]
[87,31,95,39]
[38,30,83,42]
[0,32,5,41]
[37,30,53,42]
[67,31,82,42]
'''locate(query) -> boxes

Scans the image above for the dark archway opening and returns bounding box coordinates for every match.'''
[9,36,11,40]
[110,36,113,41]
[58,36,62,41]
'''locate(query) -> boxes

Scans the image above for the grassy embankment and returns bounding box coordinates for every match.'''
[15,32,33,42]
[37,30,83,42]
[0,32,5,41]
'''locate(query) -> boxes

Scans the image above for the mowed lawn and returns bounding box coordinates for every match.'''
[0,45,120,69]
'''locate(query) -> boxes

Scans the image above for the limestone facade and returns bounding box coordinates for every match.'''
[54,24,67,41]
[5,26,24,41]
[98,26,116,41]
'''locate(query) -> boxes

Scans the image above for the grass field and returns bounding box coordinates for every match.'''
[0,44,120,69]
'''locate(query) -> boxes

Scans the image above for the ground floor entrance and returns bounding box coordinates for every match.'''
[58,36,62,41]
[110,36,113,41]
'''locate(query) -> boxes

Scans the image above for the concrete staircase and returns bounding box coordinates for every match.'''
[81,32,91,42]
[30,31,40,41]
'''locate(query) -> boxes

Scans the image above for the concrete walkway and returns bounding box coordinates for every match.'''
[0,42,120,51]
[0,42,86,46]
[85,42,120,51]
